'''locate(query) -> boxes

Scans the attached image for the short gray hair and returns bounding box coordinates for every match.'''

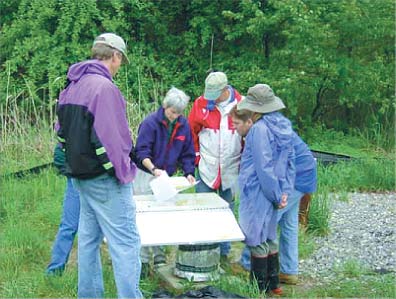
[91,43,119,61]
[163,87,190,113]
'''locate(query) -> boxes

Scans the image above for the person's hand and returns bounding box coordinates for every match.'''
[278,194,288,209]
[152,168,163,177]
[186,174,196,185]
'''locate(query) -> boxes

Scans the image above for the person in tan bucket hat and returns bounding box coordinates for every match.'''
[233,83,317,292]
[239,84,314,232]
[237,83,286,113]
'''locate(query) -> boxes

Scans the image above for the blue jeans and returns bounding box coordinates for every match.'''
[73,174,142,299]
[195,173,234,256]
[240,190,303,274]
[46,178,80,274]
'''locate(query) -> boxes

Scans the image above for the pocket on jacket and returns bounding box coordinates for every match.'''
[200,154,217,166]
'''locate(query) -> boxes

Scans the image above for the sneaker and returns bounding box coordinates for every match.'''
[279,273,298,285]
[140,263,150,279]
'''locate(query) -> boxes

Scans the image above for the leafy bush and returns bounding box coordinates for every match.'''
[0,0,394,149]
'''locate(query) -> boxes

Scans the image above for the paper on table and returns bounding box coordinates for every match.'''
[149,171,178,201]
[169,176,199,192]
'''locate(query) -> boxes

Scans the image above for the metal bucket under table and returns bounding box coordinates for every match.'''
[174,243,220,282]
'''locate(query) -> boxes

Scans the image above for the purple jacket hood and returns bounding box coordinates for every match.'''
[67,60,112,82]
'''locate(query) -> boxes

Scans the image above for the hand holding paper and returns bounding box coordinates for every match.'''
[149,171,177,201]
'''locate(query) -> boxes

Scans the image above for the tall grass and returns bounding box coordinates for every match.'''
[304,124,394,157]
[316,159,395,192]
[0,170,69,297]
[0,79,55,175]
[308,188,331,235]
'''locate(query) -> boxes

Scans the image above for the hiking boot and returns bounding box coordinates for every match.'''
[279,273,298,285]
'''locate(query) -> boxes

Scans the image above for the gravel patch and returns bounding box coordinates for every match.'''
[299,192,396,283]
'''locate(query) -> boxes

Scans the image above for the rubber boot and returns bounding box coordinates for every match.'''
[250,255,268,292]
[267,252,282,295]
[299,193,311,229]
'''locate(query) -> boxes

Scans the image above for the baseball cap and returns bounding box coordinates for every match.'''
[93,33,130,64]
[204,72,228,101]
[237,84,285,113]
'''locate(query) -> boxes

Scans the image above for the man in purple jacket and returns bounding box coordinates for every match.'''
[133,87,196,277]
[56,33,142,298]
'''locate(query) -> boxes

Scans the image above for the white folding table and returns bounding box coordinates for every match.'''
[135,192,244,246]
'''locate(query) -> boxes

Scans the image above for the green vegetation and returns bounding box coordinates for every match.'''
[0,0,394,149]
[1,117,394,297]
[311,259,395,298]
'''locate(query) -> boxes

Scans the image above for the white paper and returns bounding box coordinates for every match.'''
[169,176,191,191]
[149,173,199,201]
[149,171,178,201]
[169,177,199,192]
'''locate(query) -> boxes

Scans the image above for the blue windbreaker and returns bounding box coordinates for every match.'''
[293,133,317,193]
[238,112,295,246]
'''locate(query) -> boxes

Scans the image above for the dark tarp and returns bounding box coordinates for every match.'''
[152,286,245,298]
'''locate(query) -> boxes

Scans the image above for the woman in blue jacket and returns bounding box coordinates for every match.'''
[237,132,317,284]
[234,84,295,295]
[133,87,196,276]
[231,84,317,290]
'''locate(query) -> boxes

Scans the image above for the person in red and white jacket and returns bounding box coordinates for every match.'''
[188,71,243,259]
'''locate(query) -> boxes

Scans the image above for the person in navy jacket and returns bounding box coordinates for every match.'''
[133,87,196,276]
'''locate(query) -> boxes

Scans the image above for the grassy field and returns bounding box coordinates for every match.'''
[0,112,395,297]
[0,166,395,298]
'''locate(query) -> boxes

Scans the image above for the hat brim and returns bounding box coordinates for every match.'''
[204,89,222,101]
[94,40,130,64]
[237,95,285,113]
